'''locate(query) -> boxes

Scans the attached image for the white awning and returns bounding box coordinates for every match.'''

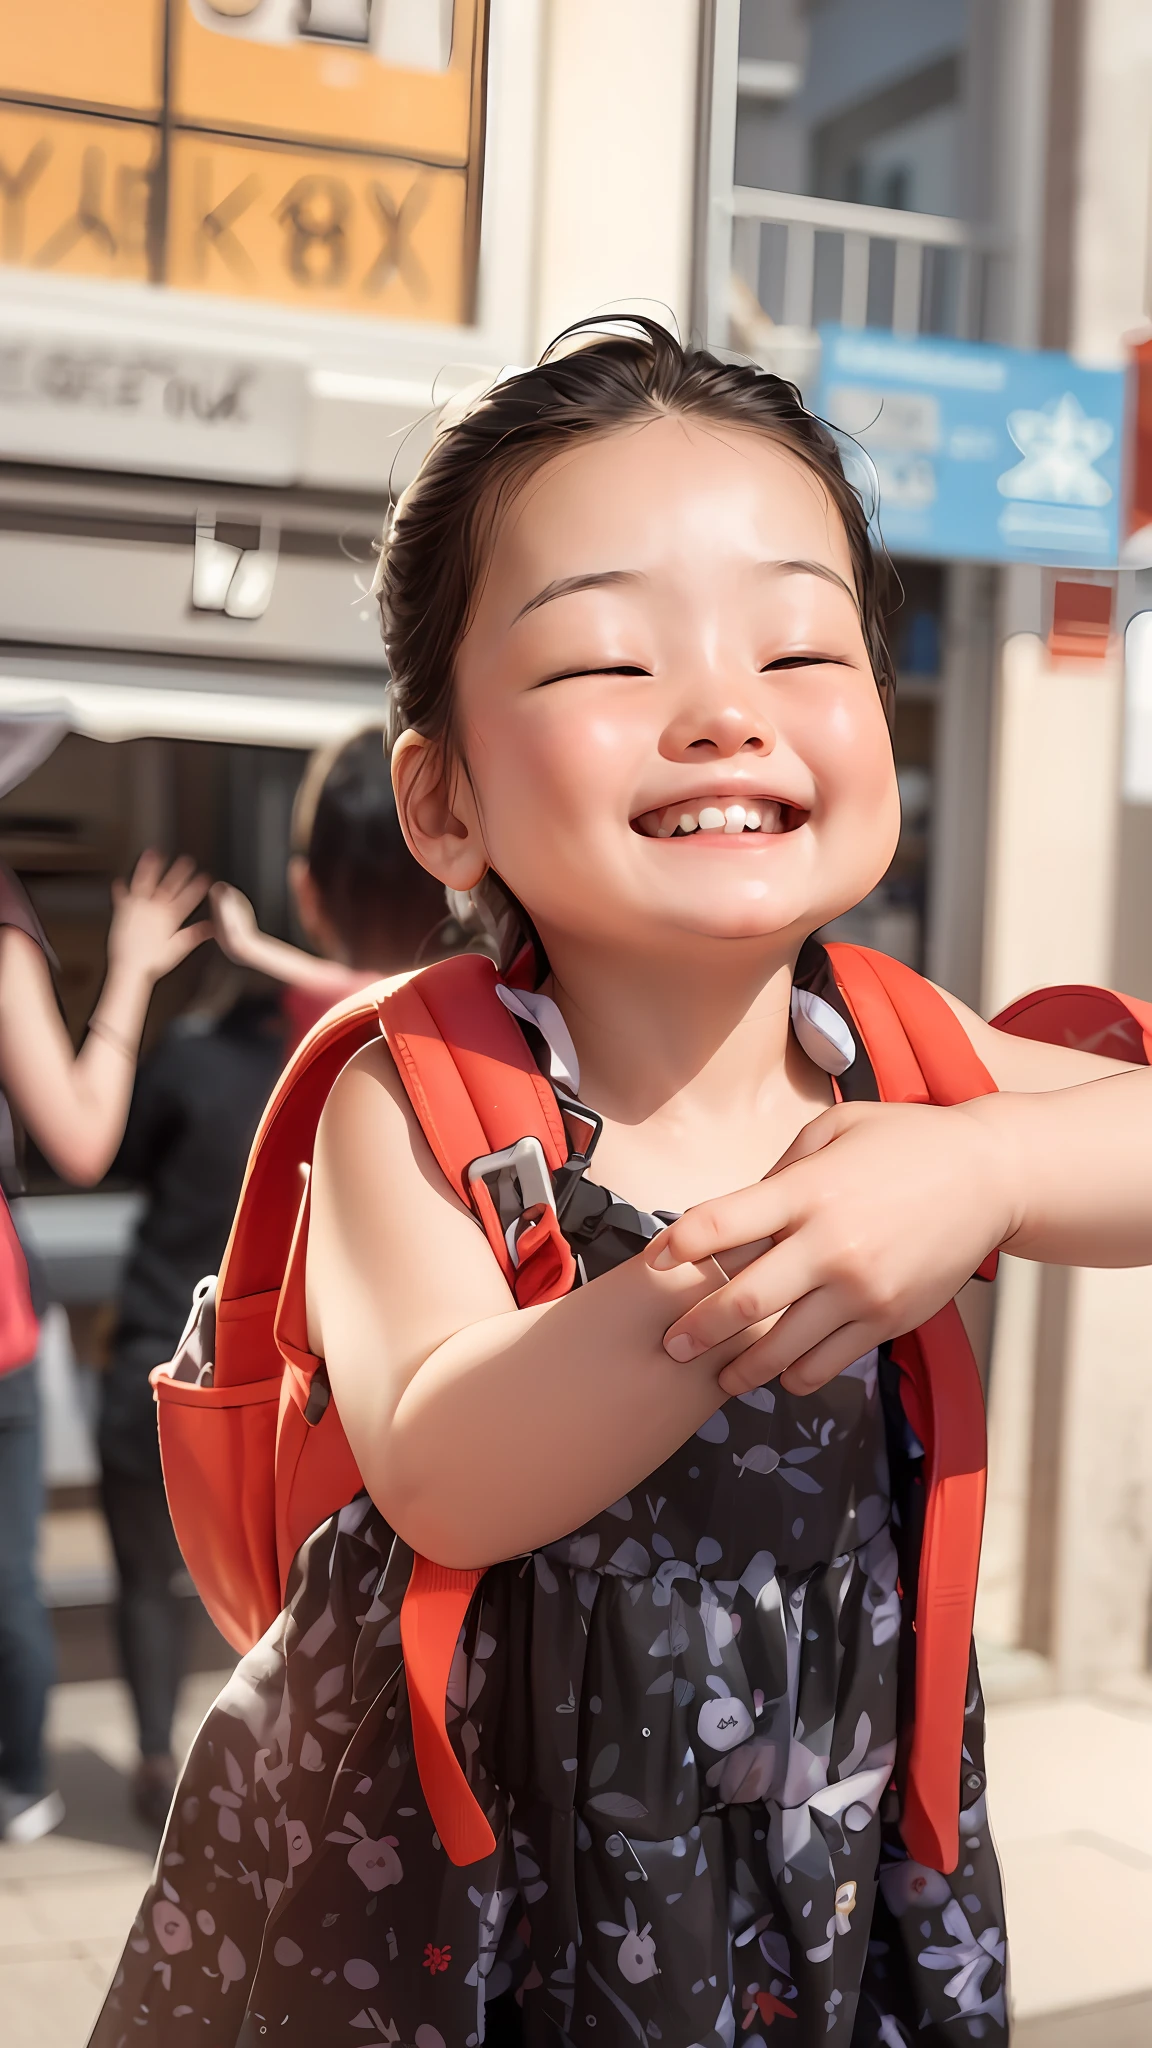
[0,659,388,750]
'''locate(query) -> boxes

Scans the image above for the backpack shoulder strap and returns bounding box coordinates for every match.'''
[380,956,581,1867]
[381,953,577,1307]
[824,942,996,1106]
[381,953,569,1198]
[991,983,1152,1065]
[214,986,393,1387]
[822,942,994,1875]
[219,955,579,1390]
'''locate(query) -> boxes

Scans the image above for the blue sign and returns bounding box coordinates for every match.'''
[814,326,1127,566]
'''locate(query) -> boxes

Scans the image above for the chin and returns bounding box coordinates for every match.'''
[666,904,813,947]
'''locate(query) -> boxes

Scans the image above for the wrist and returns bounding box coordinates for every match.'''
[87,1012,139,1063]
[103,950,155,994]
[104,945,160,999]
[92,960,152,1035]
[224,926,277,974]
[954,1093,1028,1249]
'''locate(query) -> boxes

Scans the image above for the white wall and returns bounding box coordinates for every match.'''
[1072,0,1152,362]
[983,633,1123,1014]
[978,630,1152,1687]
[532,0,701,351]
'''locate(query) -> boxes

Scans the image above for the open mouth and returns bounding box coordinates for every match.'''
[631,797,807,839]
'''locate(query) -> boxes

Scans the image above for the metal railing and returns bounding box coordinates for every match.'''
[728,187,1003,344]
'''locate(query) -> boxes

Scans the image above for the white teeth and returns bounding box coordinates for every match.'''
[638,799,789,836]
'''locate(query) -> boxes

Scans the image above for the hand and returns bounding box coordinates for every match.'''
[209,880,260,965]
[107,852,212,985]
[650,1099,1018,1397]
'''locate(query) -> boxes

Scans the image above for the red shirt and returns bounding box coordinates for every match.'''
[280,973,380,1058]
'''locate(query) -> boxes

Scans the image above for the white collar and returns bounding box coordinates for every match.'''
[789,986,856,1075]
[496,979,856,1096]
[494,984,581,1094]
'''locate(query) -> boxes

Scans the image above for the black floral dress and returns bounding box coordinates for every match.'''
[90,1156,1008,2048]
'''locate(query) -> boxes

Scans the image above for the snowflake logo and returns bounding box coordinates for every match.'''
[422,1942,452,1974]
[997,392,1113,507]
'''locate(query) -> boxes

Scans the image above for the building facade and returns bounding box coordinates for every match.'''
[3,0,1152,1691]
[704,0,1152,1699]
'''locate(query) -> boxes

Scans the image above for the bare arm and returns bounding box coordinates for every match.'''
[309,982,1152,1565]
[656,990,1152,1396]
[307,1042,757,1570]
[934,986,1152,1266]
[210,881,365,999]
[0,854,210,1186]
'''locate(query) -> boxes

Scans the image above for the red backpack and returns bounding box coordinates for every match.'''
[153,946,1152,1879]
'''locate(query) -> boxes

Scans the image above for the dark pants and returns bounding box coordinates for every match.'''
[100,1467,191,1759]
[0,1362,55,1797]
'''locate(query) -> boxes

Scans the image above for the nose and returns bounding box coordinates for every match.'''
[661,690,777,763]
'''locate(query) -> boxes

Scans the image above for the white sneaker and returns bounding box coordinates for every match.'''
[0,1788,65,1843]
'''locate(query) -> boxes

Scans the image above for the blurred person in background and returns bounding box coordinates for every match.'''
[106,729,461,1828]
[98,960,286,1830]
[211,727,463,1050]
[0,849,210,1844]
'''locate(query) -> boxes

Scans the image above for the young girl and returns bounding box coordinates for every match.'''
[91,324,1152,2047]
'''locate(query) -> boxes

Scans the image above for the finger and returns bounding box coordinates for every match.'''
[721,1317,878,1399]
[649,1182,797,1273]
[156,854,199,899]
[732,1276,877,1375]
[165,922,214,963]
[715,1286,857,1393]
[169,871,211,917]
[662,1239,815,1359]
[778,1322,882,1396]
[765,1102,856,1175]
[130,848,164,892]
[713,1329,789,1397]
[716,1233,776,1279]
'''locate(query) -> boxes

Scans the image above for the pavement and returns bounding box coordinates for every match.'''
[987,1692,1152,2047]
[4,1668,1152,2047]
[0,1672,227,2048]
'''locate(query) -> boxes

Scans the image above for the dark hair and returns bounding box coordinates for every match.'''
[298,728,452,972]
[380,317,896,751]
[377,317,896,968]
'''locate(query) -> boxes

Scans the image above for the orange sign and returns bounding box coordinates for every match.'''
[0,0,486,322]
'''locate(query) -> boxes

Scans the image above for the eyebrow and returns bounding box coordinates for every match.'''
[512,568,643,624]
[511,556,858,626]
[760,558,860,608]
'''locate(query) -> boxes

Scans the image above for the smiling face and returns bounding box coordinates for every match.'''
[395,412,900,970]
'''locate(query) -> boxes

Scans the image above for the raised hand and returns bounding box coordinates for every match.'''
[107,852,213,985]
[209,880,262,967]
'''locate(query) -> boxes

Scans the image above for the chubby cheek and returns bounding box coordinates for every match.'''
[462,693,642,889]
[806,689,900,880]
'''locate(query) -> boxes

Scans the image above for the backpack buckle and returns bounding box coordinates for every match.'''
[467,1136,556,1251]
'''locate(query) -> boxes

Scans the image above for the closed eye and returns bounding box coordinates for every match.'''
[536,662,653,685]
[759,653,844,672]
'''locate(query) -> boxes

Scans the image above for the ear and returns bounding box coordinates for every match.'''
[391,730,488,891]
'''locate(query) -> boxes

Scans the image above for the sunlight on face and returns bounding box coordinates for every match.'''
[452,413,900,963]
